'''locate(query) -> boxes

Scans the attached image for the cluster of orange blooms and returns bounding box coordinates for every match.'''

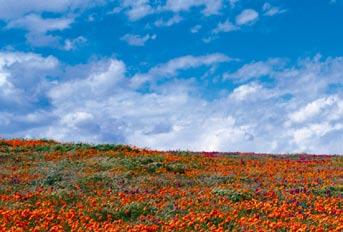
[1,139,51,148]
[0,139,342,231]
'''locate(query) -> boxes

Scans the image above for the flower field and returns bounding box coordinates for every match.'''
[0,139,342,232]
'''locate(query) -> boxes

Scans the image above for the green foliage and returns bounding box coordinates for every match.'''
[34,145,52,152]
[93,144,119,151]
[44,172,63,186]
[77,173,113,192]
[120,155,165,173]
[312,186,343,196]
[0,152,10,163]
[89,202,156,222]
[89,156,119,171]
[146,162,163,173]
[165,163,186,174]
[212,188,253,202]
[30,159,85,191]
[173,151,193,156]
[34,143,91,153]
[196,175,235,186]
[92,144,139,153]
[237,208,259,217]
[240,176,254,183]
[118,202,157,221]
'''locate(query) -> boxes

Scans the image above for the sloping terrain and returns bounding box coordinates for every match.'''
[0,139,342,231]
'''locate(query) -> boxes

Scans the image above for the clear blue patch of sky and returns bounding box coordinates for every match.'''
[1,0,342,99]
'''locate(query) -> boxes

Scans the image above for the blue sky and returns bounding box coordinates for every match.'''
[1,0,343,154]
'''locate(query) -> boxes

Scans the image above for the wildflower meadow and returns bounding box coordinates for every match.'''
[0,139,342,231]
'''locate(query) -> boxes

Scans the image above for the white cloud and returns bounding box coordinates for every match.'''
[223,55,343,153]
[229,83,263,101]
[209,3,286,37]
[121,33,157,46]
[236,9,259,26]
[60,111,94,128]
[6,14,87,51]
[165,0,223,15]
[2,51,343,154]
[262,3,286,17]
[229,0,239,8]
[121,0,154,21]
[0,52,59,133]
[0,0,101,20]
[213,20,238,33]
[223,58,284,82]
[190,25,202,33]
[44,61,251,151]
[154,14,182,27]
[6,14,73,47]
[288,96,338,124]
[131,53,230,87]
[290,122,343,151]
[118,0,224,21]
[25,33,61,48]
[63,36,87,51]
[0,1,101,48]
[6,14,73,33]
[209,8,266,37]
[48,59,126,103]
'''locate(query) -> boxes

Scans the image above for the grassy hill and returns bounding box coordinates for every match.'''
[0,139,342,231]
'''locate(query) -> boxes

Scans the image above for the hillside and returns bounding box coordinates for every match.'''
[0,139,342,231]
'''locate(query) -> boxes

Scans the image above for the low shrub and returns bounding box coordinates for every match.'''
[165,163,186,174]
[212,188,253,202]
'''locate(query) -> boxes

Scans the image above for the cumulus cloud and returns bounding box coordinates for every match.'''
[154,15,182,27]
[0,52,59,91]
[0,0,102,48]
[63,36,87,51]
[229,82,263,101]
[25,33,61,48]
[5,14,74,47]
[287,96,338,124]
[210,4,285,37]
[0,0,101,20]
[213,20,238,34]
[6,14,75,47]
[0,52,59,134]
[121,33,157,46]
[236,9,259,26]
[118,0,224,21]
[43,59,252,151]
[190,25,202,33]
[2,50,343,154]
[120,0,154,21]
[48,59,126,104]
[223,58,285,82]
[131,53,230,87]
[6,14,73,33]
[165,0,223,16]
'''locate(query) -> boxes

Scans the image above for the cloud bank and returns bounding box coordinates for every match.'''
[1,51,343,154]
